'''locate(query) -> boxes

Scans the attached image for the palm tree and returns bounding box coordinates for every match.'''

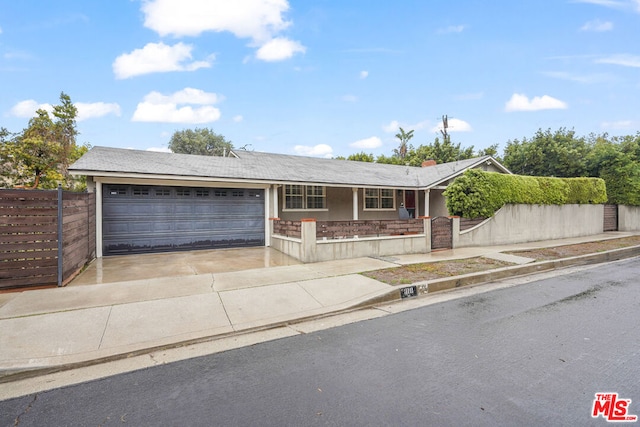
[394,127,414,160]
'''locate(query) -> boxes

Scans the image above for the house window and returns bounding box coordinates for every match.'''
[364,188,395,210]
[109,187,127,196]
[284,185,326,210]
[155,188,171,196]
[214,190,227,197]
[132,187,150,196]
[195,189,209,197]
[176,188,191,197]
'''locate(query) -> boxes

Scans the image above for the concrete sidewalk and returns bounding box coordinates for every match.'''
[0,232,638,382]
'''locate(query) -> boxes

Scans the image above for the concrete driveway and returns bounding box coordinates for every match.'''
[70,247,302,286]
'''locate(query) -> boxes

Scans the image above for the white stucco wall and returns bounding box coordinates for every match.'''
[619,205,640,231]
[457,204,605,247]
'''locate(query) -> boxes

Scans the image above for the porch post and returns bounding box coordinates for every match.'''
[264,186,271,246]
[273,184,279,218]
[352,187,359,220]
[424,189,430,218]
[95,181,103,258]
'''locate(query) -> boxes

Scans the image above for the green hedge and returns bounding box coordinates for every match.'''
[444,170,607,218]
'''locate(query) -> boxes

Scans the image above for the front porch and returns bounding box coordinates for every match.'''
[269,217,462,263]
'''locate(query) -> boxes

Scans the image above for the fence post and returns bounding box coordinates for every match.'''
[450,216,460,249]
[57,184,63,287]
[419,216,431,253]
[300,218,317,263]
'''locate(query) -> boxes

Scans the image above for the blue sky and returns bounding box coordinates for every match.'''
[1,0,639,158]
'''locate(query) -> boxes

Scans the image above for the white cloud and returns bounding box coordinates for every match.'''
[233,115,243,122]
[132,88,222,123]
[437,25,465,34]
[359,70,369,79]
[293,144,333,158]
[350,136,382,150]
[76,102,121,121]
[430,118,472,133]
[342,94,358,102]
[382,120,400,133]
[504,93,568,112]
[142,0,291,40]
[144,87,222,105]
[141,0,305,62]
[580,19,613,31]
[9,100,53,117]
[113,42,212,79]
[255,37,305,61]
[10,99,121,121]
[596,54,640,67]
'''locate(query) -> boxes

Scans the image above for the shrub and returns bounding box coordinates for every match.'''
[444,170,607,218]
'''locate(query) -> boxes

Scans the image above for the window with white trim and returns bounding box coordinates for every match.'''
[284,185,326,210]
[364,188,395,210]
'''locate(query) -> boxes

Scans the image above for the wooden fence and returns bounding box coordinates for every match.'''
[603,204,618,232]
[460,217,488,231]
[0,188,95,290]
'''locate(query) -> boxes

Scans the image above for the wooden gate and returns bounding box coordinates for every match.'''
[431,216,452,250]
[603,204,618,232]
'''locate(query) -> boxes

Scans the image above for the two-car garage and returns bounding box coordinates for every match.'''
[102,184,265,256]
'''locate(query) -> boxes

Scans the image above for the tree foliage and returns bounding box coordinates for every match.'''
[374,136,476,166]
[168,128,233,156]
[503,128,640,205]
[335,151,375,162]
[503,128,589,177]
[0,92,88,190]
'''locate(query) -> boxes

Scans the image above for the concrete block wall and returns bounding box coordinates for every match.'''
[457,204,604,247]
[619,205,640,231]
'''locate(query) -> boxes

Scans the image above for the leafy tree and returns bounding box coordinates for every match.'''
[337,152,374,162]
[168,128,233,156]
[402,137,475,166]
[0,92,88,190]
[477,143,501,161]
[375,153,404,165]
[585,133,640,205]
[393,127,414,160]
[53,92,79,182]
[503,128,588,177]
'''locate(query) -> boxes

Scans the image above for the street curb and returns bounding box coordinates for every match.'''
[1,245,639,384]
[425,244,640,293]
[351,245,640,306]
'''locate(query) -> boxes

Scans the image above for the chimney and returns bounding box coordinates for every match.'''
[421,159,437,167]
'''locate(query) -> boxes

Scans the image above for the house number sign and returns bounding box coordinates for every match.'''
[400,285,417,299]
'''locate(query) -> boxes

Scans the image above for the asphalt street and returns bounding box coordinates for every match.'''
[2,258,639,426]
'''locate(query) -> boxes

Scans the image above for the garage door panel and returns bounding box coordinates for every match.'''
[103,185,265,255]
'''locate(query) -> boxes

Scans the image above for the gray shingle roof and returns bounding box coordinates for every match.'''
[69,146,497,189]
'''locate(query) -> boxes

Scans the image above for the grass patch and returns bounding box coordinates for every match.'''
[507,236,640,261]
[363,257,513,286]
